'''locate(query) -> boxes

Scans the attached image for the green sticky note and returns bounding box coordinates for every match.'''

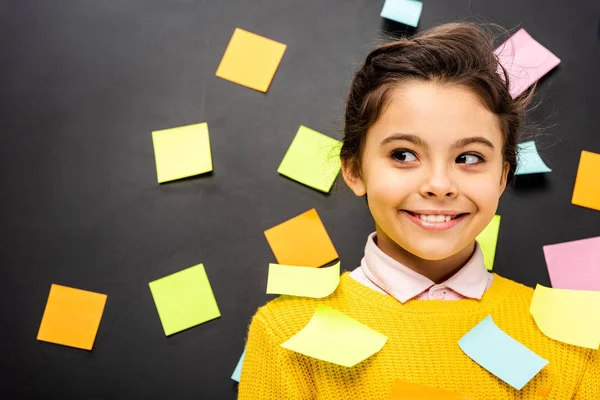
[267,262,341,298]
[149,264,221,336]
[281,305,388,367]
[277,125,341,193]
[515,141,551,175]
[152,122,213,183]
[477,215,501,271]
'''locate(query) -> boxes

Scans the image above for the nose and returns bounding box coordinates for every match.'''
[420,165,457,199]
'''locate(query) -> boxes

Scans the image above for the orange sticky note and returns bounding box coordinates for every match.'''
[391,379,474,400]
[37,284,107,350]
[264,208,338,267]
[572,150,600,211]
[216,28,286,92]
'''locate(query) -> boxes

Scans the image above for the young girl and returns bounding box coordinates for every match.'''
[239,22,599,399]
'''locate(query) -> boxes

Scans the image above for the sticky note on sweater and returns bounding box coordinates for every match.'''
[267,262,340,298]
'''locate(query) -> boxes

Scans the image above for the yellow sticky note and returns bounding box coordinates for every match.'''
[391,379,474,400]
[216,28,286,92]
[280,305,388,367]
[477,215,501,271]
[37,284,107,350]
[572,150,600,211]
[267,262,340,298]
[151,122,212,184]
[530,284,600,349]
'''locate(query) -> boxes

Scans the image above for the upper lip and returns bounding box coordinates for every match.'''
[404,210,468,216]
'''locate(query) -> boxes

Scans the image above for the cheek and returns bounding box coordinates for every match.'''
[461,174,502,213]
[366,168,417,206]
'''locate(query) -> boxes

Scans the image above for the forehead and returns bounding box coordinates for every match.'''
[369,81,503,147]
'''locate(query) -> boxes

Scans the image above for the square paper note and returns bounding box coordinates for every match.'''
[380,0,423,28]
[264,208,338,267]
[37,284,107,350]
[149,264,221,336]
[278,125,341,193]
[152,122,213,183]
[216,28,286,92]
[572,150,600,211]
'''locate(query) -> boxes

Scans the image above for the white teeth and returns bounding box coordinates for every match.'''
[416,214,454,223]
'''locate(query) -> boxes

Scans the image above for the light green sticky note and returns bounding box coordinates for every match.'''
[281,305,388,367]
[277,125,341,193]
[515,141,551,175]
[267,262,341,298]
[477,215,501,271]
[152,122,213,183]
[149,264,221,336]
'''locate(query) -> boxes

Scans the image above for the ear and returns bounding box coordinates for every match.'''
[341,159,367,196]
[498,161,510,195]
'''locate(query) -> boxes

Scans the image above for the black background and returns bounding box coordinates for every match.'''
[1,0,599,398]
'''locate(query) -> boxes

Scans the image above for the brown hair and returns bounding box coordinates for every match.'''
[341,22,535,183]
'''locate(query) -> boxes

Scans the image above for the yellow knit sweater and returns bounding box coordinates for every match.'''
[239,273,600,399]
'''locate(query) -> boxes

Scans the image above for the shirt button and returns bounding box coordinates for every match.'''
[433,290,445,299]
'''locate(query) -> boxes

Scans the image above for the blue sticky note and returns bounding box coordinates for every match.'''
[380,0,423,28]
[515,141,551,175]
[231,349,246,382]
[459,316,548,390]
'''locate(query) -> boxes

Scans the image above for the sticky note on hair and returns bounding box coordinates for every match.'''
[476,215,501,271]
[231,348,246,382]
[281,305,388,367]
[216,28,286,92]
[543,236,600,291]
[572,150,600,211]
[515,141,551,175]
[149,264,220,336]
[380,0,423,28]
[494,29,560,98]
[37,284,107,350]
[391,379,474,400]
[278,125,341,193]
[458,315,548,390]
[152,122,212,183]
[267,261,340,298]
[530,284,600,349]
[264,208,338,267]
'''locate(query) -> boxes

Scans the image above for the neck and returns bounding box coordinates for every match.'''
[374,228,475,284]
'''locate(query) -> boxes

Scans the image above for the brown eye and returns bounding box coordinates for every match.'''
[456,153,483,165]
[391,150,418,162]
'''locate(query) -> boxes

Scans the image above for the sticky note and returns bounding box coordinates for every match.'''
[149,264,221,336]
[572,150,600,211]
[281,305,388,367]
[458,315,548,390]
[277,125,342,193]
[391,379,474,400]
[515,141,551,175]
[380,0,423,28]
[267,261,340,298]
[216,28,286,92]
[543,236,600,291]
[264,208,338,267]
[476,215,501,271]
[530,284,600,349]
[495,29,560,98]
[231,348,246,382]
[152,122,213,183]
[37,284,107,350]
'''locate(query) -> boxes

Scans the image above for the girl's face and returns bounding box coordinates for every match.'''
[343,81,509,262]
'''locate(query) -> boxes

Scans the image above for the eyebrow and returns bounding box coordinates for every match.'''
[380,133,495,150]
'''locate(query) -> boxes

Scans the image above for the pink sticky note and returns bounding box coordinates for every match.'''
[543,236,600,291]
[495,29,560,98]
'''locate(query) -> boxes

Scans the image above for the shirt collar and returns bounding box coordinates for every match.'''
[360,232,489,303]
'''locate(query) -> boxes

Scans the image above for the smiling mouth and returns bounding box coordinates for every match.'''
[403,211,469,223]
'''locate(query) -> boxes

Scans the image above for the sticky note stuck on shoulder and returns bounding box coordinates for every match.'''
[216,28,286,92]
[264,208,338,267]
[278,125,341,193]
[149,264,221,336]
[231,348,246,382]
[37,284,107,350]
[380,0,423,28]
[458,315,548,390]
[495,29,560,98]
[281,305,388,367]
[152,122,212,183]
[515,141,551,175]
[543,236,600,291]
[267,261,340,298]
[391,379,474,400]
[572,150,600,211]
[530,284,600,349]
[477,215,501,271]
